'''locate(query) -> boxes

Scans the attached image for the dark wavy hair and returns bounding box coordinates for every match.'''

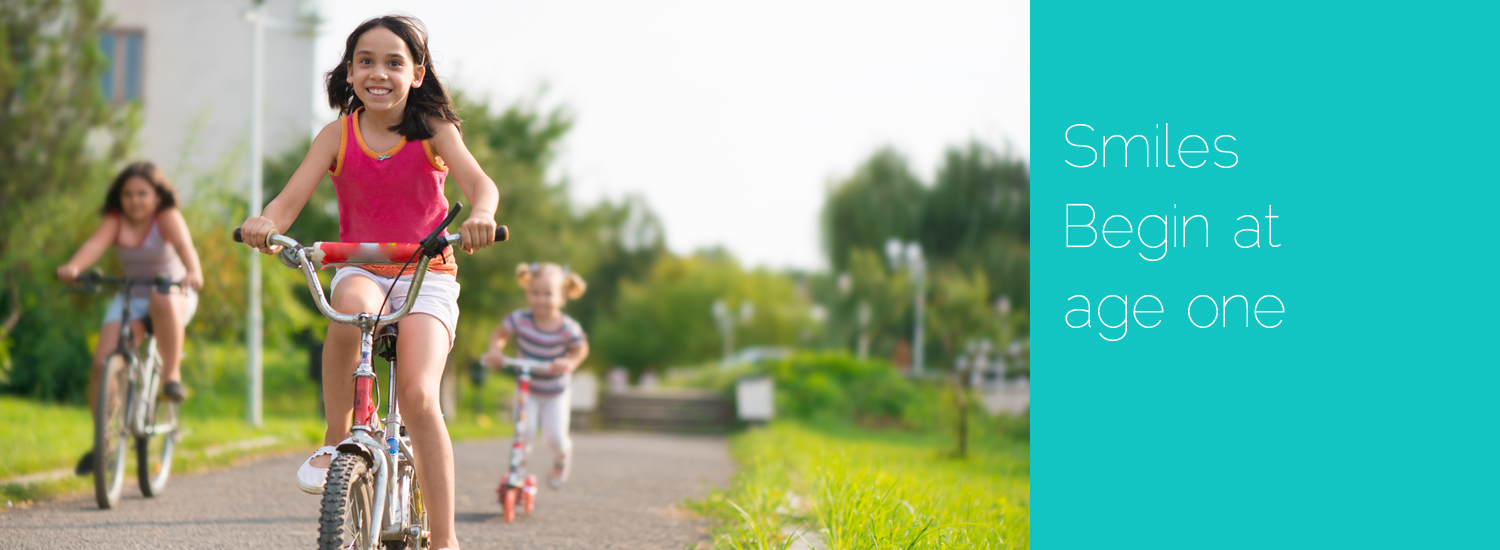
[101,161,177,215]
[325,15,461,140]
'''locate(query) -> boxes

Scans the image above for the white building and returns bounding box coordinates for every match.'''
[101,0,318,193]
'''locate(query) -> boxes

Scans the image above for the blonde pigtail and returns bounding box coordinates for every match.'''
[515,263,533,287]
[564,273,587,300]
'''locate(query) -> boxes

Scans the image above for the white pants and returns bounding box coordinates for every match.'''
[521,386,572,465]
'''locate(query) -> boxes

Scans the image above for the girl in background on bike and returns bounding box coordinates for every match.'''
[480,263,590,489]
[57,161,204,473]
[238,15,498,550]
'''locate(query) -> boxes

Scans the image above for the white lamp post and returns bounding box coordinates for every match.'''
[838,273,872,361]
[243,0,267,428]
[713,300,754,366]
[713,300,730,365]
[885,239,926,375]
[242,0,315,427]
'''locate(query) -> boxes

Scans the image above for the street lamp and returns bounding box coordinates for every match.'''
[857,303,872,360]
[713,300,754,366]
[837,273,872,360]
[242,0,315,427]
[885,239,926,375]
[242,0,268,428]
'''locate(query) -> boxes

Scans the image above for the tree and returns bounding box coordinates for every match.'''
[920,142,1030,312]
[818,141,1030,370]
[591,251,814,375]
[820,148,926,273]
[0,0,137,399]
[438,95,667,369]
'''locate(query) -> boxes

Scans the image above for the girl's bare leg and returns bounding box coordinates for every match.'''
[395,313,458,550]
[147,291,186,383]
[314,276,385,469]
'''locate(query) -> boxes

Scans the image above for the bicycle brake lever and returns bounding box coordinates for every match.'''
[420,202,464,257]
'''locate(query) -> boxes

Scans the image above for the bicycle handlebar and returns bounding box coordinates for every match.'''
[231,227,510,248]
[232,205,510,330]
[63,271,182,293]
[501,357,550,370]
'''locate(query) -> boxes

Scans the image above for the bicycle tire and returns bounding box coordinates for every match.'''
[93,353,132,509]
[137,342,177,497]
[319,453,376,550]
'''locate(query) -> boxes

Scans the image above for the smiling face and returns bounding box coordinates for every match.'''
[526,272,568,317]
[345,26,426,115]
[118,176,160,223]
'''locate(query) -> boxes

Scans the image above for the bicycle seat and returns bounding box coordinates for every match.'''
[374,324,399,362]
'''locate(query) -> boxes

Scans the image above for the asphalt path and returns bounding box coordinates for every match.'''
[0,432,734,549]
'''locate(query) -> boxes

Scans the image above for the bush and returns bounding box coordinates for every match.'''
[765,352,1028,444]
[767,352,932,427]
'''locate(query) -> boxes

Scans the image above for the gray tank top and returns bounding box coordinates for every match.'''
[115,216,185,295]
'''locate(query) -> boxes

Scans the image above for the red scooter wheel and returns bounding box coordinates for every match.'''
[502,487,518,523]
[523,490,534,515]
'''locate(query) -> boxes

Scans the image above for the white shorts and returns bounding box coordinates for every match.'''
[329,267,461,349]
[102,289,199,325]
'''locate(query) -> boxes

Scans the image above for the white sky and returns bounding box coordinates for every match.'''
[314,0,1029,270]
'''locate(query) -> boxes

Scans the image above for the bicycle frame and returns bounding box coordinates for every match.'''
[75,273,184,508]
[268,232,462,542]
[90,275,180,438]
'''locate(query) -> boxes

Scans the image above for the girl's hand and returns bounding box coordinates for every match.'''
[480,348,504,370]
[546,359,572,377]
[182,271,204,293]
[239,216,282,254]
[458,215,497,254]
[56,264,80,283]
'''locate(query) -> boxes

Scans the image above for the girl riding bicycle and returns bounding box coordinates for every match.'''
[480,263,590,489]
[57,161,204,474]
[238,15,499,550]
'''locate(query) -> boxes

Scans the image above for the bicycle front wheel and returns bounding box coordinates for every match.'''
[93,353,132,509]
[137,345,177,497]
[136,401,177,497]
[319,453,377,550]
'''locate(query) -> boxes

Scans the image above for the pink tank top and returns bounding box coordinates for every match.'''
[329,108,456,277]
[113,214,186,295]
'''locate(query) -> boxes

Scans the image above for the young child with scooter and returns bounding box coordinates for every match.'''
[480,263,589,520]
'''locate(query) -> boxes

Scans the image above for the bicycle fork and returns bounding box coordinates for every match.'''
[340,313,422,543]
[339,314,394,540]
[121,337,173,439]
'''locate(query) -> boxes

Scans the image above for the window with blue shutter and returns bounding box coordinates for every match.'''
[99,30,143,104]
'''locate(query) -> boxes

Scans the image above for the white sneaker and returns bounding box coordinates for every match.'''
[548,455,570,490]
[297,446,337,494]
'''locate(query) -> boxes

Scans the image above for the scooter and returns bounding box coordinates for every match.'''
[493,356,548,523]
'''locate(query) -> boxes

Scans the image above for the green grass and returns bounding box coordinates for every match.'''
[0,375,518,506]
[0,396,326,504]
[1,397,94,477]
[691,422,1030,550]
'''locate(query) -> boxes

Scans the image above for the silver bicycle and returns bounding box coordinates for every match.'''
[71,272,182,509]
[236,203,507,550]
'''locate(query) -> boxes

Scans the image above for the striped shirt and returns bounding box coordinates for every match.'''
[503,310,587,395]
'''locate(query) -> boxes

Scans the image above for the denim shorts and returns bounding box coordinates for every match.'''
[101,289,199,325]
